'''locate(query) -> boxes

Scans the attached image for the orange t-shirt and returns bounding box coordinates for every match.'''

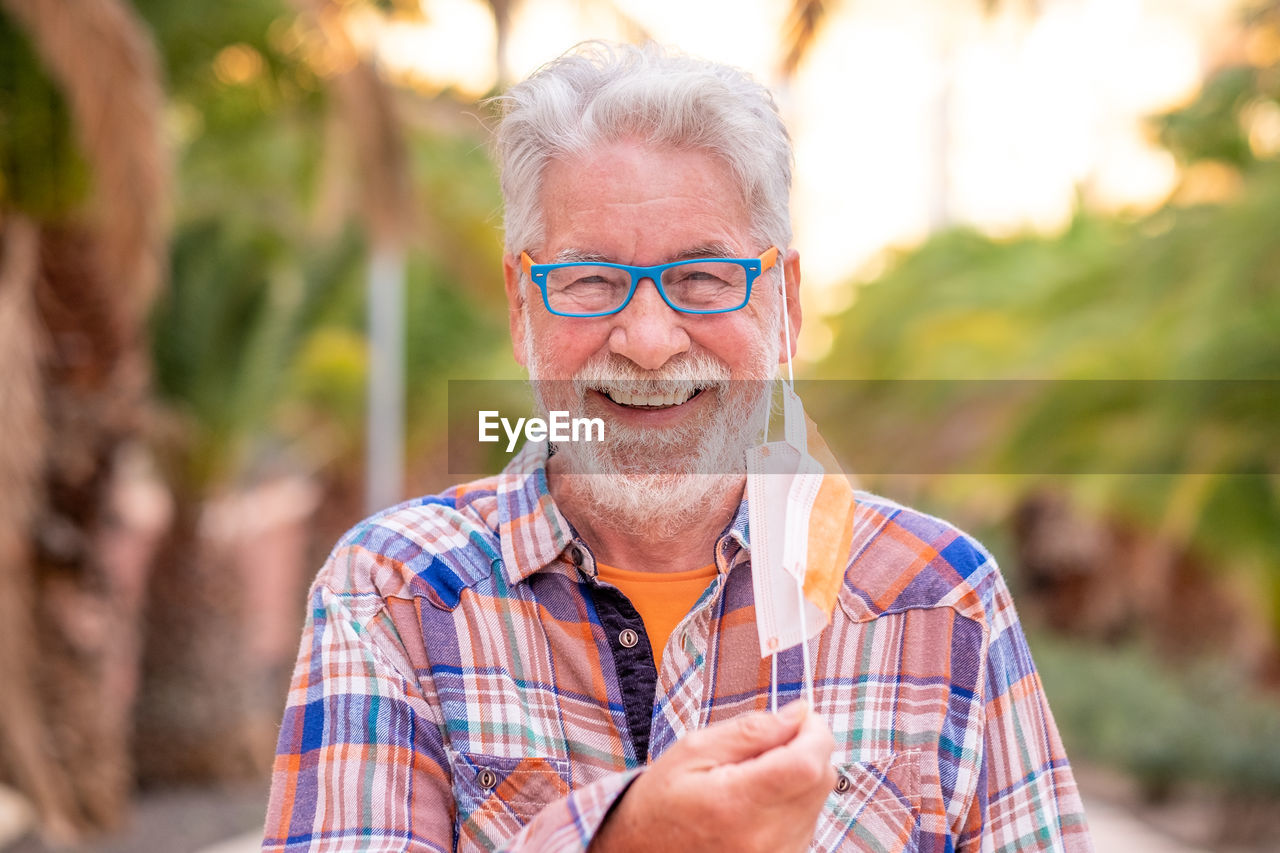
[595,562,718,668]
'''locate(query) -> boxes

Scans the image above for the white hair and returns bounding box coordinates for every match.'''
[492,41,794,257]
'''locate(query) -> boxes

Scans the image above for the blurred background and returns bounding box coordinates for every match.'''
[0,0,1277,850]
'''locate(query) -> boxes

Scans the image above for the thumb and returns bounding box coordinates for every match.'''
[679,700,809,767]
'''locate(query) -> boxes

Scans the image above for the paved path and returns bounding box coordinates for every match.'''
[196,798,1210,853]
[0,788,30,850]
[0,783,1218,852]
[1081,796,1208,853]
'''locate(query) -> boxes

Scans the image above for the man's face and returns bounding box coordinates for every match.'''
[503,140,802,528]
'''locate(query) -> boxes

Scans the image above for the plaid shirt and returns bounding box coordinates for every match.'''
[264,441,1091,852]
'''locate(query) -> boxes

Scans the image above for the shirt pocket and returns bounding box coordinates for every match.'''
[813,750,921,852]
[453,752,572,849]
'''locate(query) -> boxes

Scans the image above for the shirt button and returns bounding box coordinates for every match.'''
[834,774,851,794]
[618,628,639,648]
[477,768,497,790]
[568,546,584,567]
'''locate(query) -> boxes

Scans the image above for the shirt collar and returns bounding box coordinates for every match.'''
[719,498,750,572]
[494,440,575,585]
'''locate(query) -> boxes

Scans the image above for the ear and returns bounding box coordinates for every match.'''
[503,252,528,367]
[777,247,803,363]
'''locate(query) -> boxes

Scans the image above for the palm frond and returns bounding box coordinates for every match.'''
[1,0,170,331]
[292,0,415,247]
[781,0,826,78]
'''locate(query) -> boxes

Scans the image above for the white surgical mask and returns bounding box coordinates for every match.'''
[746,267,855,708]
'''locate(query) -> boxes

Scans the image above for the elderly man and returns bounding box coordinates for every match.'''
[264,43,1091,853]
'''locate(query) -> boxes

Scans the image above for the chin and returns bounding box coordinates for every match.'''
[562,467,741,540]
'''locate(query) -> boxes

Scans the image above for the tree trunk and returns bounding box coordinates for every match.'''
[0,0,169,839]
[0,216,80,844]
[0,224,169,840]
[136,477,319,786]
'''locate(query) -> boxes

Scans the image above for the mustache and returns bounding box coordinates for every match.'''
[570,351,732,399]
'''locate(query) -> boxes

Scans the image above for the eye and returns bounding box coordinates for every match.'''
[666,262,742,289]
[548,266,629,291]
[674,269,728,283]
[567,274,610,287]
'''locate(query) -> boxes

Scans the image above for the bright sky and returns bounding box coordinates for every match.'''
[365,0,1236,360]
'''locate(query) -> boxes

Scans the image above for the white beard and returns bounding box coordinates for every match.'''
[523,310,779,540]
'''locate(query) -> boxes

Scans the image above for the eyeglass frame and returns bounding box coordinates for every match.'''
[520,247,781,318]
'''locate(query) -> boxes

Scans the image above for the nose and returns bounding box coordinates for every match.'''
[607,275,691,370]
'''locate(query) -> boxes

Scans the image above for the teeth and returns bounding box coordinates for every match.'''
[600,388,699,408]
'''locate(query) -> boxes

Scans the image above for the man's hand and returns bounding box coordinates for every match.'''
[591,700,836,853]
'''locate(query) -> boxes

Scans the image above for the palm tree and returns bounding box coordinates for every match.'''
[781,0,1040,72]
[0,0,168,840]
[289,0,416,512]
[780,0,1043,229]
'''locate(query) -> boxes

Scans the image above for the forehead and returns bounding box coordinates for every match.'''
[536,140,753,261]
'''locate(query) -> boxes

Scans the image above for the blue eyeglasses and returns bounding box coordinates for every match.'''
[521,248,780,318]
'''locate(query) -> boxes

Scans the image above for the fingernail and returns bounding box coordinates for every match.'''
[779,699,808,723]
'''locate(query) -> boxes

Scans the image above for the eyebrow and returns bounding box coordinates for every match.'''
[550,243,741,264]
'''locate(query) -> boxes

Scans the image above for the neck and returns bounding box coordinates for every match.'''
[547,453,743,574]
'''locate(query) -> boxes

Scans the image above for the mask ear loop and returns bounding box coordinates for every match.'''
[769,256,815,708]
[779,262,815,706]
[770,655,778,713]
[797,575,813,705]
[780,256,797,390]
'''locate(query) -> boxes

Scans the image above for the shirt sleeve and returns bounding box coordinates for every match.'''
[262,580,642,852]
[262,580,454,852]
[955,571,1094,853]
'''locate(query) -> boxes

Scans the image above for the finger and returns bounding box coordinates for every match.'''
[675,700,809,768]
[721,709,836,801]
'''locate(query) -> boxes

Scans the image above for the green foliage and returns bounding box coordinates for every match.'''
[1032,632,1280,799]
[134,0,329,225]
[814,5,1280,643]
[820,179,1280,382]
[1154,0,1280,171]
[132,0,300,99]
[404,250,509,441]
[151,218,366,488]
[130,0,510,493]
[132,0,334,490]
[0,11,91,218]
[814,168,1280,624]
[1157,66,1264,169]
[290,326,367,446]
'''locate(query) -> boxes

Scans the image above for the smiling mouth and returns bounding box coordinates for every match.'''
[594,387,706,410]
